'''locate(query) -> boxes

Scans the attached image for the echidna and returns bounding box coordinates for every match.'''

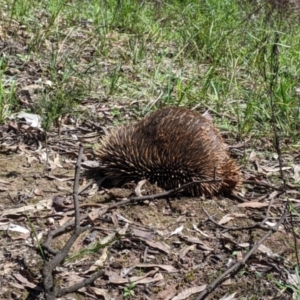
[97,107,241,196]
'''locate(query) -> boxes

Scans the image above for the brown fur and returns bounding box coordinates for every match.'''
[97,107,241,196]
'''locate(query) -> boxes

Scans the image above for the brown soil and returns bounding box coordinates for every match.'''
[0,123,299,300]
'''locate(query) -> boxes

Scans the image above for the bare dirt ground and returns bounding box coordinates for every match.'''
[1,112,300,300]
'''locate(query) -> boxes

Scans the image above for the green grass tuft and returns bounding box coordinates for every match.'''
[0,0,299,140]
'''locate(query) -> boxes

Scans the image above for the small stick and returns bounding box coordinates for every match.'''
[195,204,288,300]
[202,187,283,234]
[42,144,103,300]
[106,178,223,209]
[243,180,284,191]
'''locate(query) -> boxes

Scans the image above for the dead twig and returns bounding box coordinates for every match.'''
[42,144,104,300]
[269,33,285,187]
[106,178,223,209]
[243,179,285,191]
[203,189,282,231]
[195,204,288,300]
[288,204,300,267]
[268,32,300,267]
[78,177,106,195]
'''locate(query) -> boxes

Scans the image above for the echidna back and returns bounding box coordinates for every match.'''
[97,107,240,196]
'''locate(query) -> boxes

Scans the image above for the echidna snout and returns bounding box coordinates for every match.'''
[97,107,241,196]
